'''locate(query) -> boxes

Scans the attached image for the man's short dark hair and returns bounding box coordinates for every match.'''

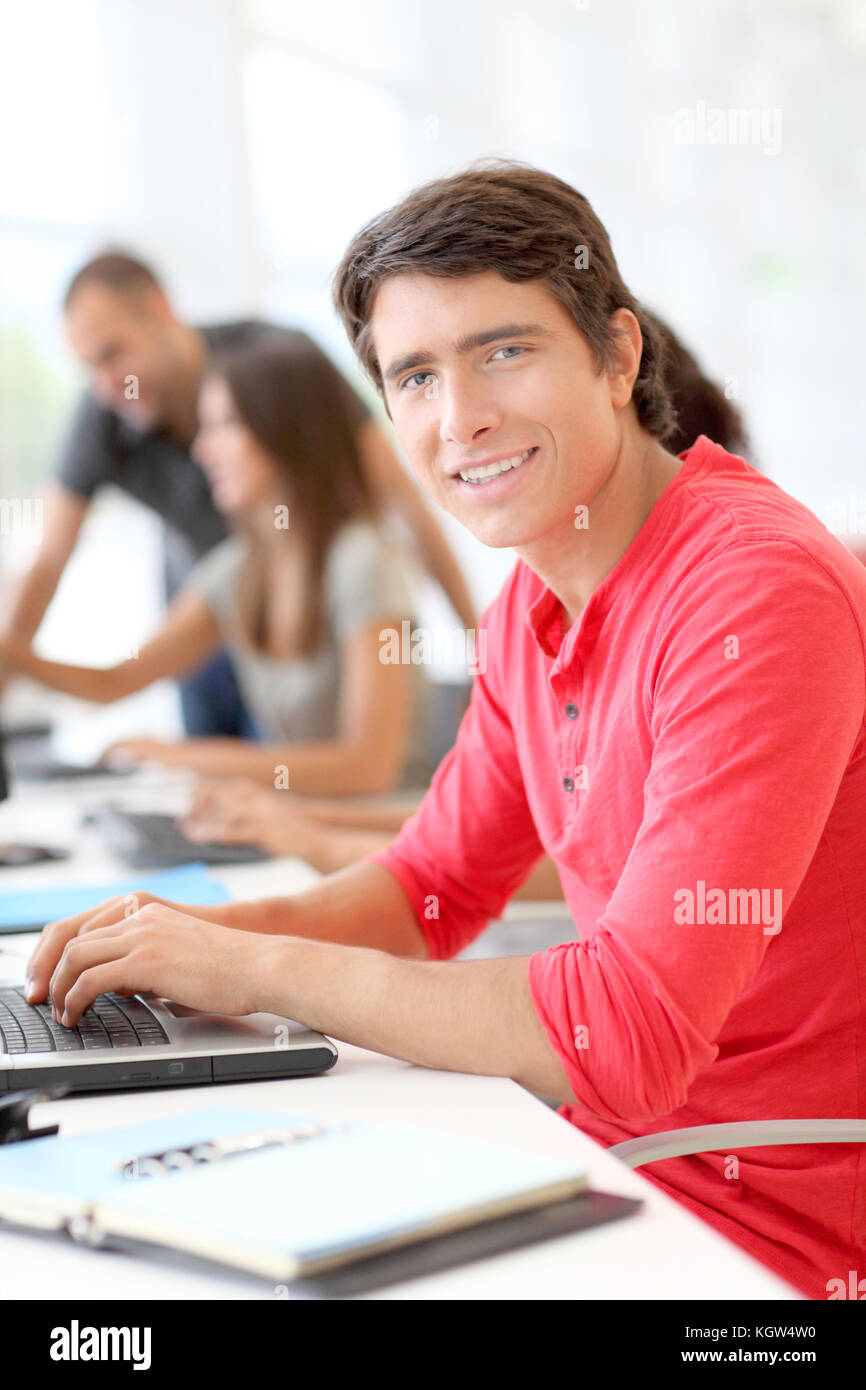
[63,251,163,311]
[332,157,677,443]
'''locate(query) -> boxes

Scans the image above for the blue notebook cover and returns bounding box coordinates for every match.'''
[0,1107,295,1225]
[0,1105,589,1277]
[0,863,230,931]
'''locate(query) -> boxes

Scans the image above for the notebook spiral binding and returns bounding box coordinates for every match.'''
[68,1120,353,1249]
[114,1120,352,1179]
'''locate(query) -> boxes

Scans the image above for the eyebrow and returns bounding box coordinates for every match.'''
[382,321,554,383]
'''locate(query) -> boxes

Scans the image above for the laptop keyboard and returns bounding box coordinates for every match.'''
[0,987,169,1054]
[91,807,269,866]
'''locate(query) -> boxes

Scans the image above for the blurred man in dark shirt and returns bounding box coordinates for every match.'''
[1,253,476,736]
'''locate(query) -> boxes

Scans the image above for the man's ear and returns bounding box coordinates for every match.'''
[142,285,175,326]
[607,307,642,410]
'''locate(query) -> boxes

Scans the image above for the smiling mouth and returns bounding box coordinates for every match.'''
[457,447,537,485]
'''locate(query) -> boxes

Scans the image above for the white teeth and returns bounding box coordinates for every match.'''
[458,448,534,484]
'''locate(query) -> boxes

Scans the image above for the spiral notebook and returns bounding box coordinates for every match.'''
[0,1104,641,1290]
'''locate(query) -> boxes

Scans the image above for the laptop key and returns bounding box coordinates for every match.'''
[0,986,174,1055]
[0,987,91,1053]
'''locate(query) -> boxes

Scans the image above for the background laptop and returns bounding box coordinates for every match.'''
[4,721,134,782]
[84,802,270,868]
[0,714,267,868]
[0,724,337,1090]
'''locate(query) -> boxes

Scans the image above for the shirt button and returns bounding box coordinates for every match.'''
[563,776,574,792]
[565,702,578,719]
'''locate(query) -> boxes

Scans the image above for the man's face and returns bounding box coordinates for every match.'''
[371,270,629,551]
[63,283,175,428]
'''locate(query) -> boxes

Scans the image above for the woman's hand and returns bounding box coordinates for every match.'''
[43,903,284,1026]
[100,736,175,767]
[179,777,324,859]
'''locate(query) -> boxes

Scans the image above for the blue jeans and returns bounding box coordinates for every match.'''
[178,648,259,739]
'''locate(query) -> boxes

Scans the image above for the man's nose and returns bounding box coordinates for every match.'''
[438,376,502,445]
[93,369,125,402]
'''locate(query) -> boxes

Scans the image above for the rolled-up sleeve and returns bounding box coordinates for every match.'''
[528,540,866,1124]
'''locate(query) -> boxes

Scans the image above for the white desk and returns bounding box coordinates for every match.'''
[0,770,801,1300]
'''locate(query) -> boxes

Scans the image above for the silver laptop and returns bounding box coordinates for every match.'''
[0,984,338,1094]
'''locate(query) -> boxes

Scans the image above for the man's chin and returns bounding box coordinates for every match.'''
[462,518,534,550]
[113,400,158,429]
[449,498,530,546]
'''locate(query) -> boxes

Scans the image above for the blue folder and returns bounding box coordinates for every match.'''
[0,862,230,932]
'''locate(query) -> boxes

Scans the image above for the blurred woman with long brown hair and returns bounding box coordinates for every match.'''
[0,334,432,795]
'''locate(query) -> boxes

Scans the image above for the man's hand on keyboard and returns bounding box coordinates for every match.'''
[33,903,281,1026]
[24,892,171,1004]
[26,892,285,1010]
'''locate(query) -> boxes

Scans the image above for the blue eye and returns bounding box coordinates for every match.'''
[401,371,434,391]
[491,346,525,360]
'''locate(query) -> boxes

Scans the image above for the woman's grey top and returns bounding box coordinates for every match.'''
[185,520,434,789]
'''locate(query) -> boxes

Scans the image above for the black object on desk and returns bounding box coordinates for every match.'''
[5,729,133,783]
[0,722,70,866]
[0,843,70,866]
[108,1188,644,1297]
[296,1190,643,1296]
[0,1089,68,1145]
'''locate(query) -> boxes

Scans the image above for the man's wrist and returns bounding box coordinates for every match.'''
[218,895,299,936]
[250,932,323,1019]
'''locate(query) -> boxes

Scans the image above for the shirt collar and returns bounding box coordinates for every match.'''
[525,435,718,665]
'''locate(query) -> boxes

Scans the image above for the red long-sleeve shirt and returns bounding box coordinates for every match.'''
[369,436,866,1300]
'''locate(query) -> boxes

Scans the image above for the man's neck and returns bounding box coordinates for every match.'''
[159,324,208,447]
[515,429,683,629]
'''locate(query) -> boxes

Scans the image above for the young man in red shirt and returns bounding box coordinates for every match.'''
[26,161,866,1300]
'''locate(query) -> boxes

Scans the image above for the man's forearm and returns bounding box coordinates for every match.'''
[222,860,429,958]
[254,933,576,1103]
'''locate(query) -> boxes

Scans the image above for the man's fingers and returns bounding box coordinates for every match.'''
[60,957,144,1027]
[47,930,131,1019]
[26,892,166,1000]
[25,895,130,1001]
